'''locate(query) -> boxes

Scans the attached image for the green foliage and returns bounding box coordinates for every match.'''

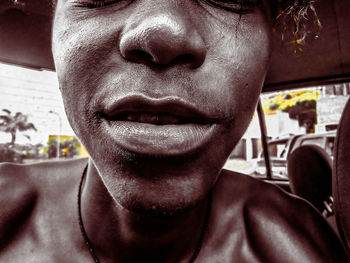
[0,109,40,163]
[21,144,45,159]
[0,143,44,163]
[45,138,80,159]
[0,144,24,163]
[0,109,37,145]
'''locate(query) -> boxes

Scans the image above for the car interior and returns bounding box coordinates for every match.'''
[334,98,350,251]
[1,0,350,257]
[288,144,333,216]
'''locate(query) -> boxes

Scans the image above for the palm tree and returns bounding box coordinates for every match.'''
[0,109,37,146]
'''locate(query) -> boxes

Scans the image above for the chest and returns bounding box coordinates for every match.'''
[0,229,90,263]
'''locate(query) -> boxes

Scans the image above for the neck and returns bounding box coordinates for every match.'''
[79,160,210,263]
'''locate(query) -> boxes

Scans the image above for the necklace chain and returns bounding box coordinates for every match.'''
[77,164,212,263]
[77,165,100,263]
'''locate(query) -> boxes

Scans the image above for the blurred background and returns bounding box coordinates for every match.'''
[0,61,88,163]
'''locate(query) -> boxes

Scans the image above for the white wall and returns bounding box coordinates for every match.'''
[0,62,74,145]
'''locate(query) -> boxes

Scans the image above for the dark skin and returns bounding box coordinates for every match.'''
[52,0,270,216]
[51,0,271,261]
[0,159,347,262]
[0,0,348,262]
[81,159,209,263]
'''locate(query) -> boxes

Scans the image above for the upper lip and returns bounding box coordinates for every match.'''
[101,95,218,124]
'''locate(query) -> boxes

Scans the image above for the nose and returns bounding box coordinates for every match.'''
[119,13,206,68]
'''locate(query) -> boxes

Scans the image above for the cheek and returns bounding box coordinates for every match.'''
[203,55,268,125]
[52,20,112,129]
[53,12,113,91]
[220,24,270,113]
[200,22,270,153]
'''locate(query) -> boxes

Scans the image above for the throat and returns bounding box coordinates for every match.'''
[80,163,212,262]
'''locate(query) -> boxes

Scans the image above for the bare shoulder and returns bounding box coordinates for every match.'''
[0,158,88,259]
[0,162,38,250]
[0,158,88,201]
[204,170,348,263]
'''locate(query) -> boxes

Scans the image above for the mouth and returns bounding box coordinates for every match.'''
[106,112,203,125]
[98,95,220,156]
[101,96,216,124]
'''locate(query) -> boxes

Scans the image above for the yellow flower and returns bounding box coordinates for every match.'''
[62,147,69,156]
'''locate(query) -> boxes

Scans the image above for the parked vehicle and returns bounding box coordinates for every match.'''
[253,135,300,180]
[289,130,336,159]
[253,131,336,180]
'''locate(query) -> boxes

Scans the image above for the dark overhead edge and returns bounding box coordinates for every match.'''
[263,75,350,93]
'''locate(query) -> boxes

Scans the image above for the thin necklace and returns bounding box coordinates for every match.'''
[77,165,212,263]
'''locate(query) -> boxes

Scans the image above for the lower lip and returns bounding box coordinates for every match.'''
[102,120,217,156]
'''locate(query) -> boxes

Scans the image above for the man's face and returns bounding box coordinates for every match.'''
[52,0,271,214]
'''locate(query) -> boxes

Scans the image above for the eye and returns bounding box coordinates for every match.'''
[72,0,125,8]
[203,0,262,13]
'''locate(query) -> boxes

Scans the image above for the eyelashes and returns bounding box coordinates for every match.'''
[73,0,261,13]
[202,0,262,13]
[73,0,124,8]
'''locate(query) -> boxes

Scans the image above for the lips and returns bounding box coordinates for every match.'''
[102,95,215,124]
[99,95,220,156]
[116,112,186,125]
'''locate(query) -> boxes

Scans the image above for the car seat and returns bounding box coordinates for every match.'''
[333,98,350,251]
[287,145,333,216]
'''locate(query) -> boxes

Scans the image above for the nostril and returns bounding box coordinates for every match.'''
[126,49,154,64]
[124,50,203,68]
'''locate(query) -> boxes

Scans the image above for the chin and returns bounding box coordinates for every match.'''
[86,122,230,217]
[97,156,216,218]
